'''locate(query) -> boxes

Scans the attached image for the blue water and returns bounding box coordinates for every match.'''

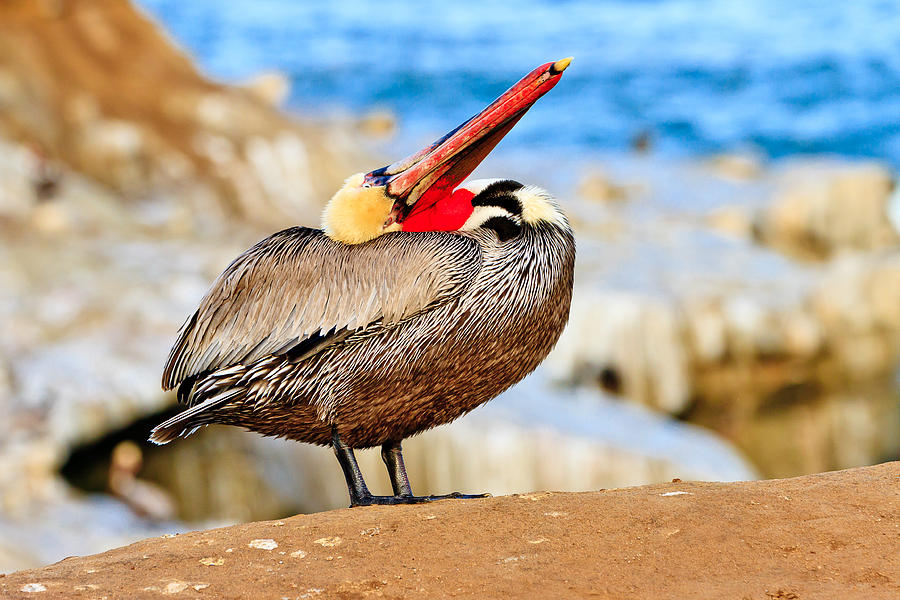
[138,0,900,165]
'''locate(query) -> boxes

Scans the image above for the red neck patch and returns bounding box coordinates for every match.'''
[400,188,475,232]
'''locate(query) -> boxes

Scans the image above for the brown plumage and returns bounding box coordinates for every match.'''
[154,207,573,449]
[152,59,575,506]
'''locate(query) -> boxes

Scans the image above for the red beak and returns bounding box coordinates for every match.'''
[365,57,572,218]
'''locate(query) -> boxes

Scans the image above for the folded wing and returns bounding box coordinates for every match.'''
[161,227,482,393]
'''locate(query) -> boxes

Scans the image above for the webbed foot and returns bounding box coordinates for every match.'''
[350,492,491,507]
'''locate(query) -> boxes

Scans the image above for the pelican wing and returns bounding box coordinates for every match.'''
[162,227,481,391]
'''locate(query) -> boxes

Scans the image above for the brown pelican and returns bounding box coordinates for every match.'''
[151,58,575,507]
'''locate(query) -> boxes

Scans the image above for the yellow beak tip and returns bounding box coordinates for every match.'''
[552,57,573,73]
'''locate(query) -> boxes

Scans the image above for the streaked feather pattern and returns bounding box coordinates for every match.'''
[161,227,481,392]
[153,197,574,448]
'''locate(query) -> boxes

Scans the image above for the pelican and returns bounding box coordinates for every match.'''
[151,58,575,507]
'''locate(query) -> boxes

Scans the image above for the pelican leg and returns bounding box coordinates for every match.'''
[331,428,370,506]
[380,439,492,503]
[331,427,426,507]
[332,428,490,507]
[381,440,414,497]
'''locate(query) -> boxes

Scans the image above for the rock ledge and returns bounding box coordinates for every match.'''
[2,462,898,599]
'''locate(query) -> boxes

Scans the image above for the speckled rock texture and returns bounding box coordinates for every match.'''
[2,462,897,600]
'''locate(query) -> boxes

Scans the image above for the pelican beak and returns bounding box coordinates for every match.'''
[365,57,572,219]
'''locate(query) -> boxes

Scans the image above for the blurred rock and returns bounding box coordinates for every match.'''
[109,441,176,521]
[706,205,754,238]
[541,156,900,477]
[704,152,763,180]
[754,162,899,259]
[548,239,900,475]
[241,71,290,107]
[0,0,366,226]
[576,169,630,203]
[0,132,258,517]
[692,383,900,478]
[357,109,397,139]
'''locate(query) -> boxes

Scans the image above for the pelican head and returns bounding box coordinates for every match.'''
[323,57,573,244]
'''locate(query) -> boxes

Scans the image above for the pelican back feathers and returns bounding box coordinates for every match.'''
[161,227,481,393]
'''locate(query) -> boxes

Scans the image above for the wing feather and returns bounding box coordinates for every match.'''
[162,227,481,391]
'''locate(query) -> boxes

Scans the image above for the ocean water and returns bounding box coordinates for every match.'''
[139,0,900,166]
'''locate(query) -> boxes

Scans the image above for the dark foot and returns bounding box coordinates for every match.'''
[350,492,491,507]
[423,492,492,501]
[335,428,491,508]
[350,494,427,507]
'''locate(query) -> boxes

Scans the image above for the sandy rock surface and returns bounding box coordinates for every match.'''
[2,462,897,599]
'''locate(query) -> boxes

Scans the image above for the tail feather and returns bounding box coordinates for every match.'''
[149,389,240,445]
